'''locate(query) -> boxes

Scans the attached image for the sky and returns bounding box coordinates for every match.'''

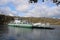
[0,0,60,18]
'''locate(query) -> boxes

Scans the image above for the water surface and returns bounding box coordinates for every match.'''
[0,25,60,40]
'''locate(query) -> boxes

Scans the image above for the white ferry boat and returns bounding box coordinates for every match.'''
[8,19,33,28]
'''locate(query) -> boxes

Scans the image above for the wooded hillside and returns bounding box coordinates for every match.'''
[0,14,60,25]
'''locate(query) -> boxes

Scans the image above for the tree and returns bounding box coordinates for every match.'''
[29,0,60,6]
[29,0,38,3]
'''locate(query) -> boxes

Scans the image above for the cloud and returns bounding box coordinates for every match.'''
[0,0,8,5]
[25,3,60,18]
[0,0,60,18]
[0,7,17,16]
[0,0,30,16]
[15,3,30,12]
[12,0,31,12]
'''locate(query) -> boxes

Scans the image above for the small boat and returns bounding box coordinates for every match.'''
[32,23,54,29]
[33,23,50,27]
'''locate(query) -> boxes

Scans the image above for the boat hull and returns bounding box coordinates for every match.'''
[8,24,32,27]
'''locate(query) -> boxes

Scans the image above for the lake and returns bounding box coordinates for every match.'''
[0,25,60,40]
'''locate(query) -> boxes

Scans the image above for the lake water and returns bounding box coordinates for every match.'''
[0,25,60,40]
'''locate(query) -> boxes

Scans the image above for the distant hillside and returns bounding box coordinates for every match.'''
[16,17,60,25]
[0,14,60,25]
[0,14,14,24]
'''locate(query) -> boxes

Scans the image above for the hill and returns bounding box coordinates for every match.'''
[0,14,60,25]
[17,17,60,25]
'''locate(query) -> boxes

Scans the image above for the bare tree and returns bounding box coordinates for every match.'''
[29,0,38,3]
[29,0,60,6]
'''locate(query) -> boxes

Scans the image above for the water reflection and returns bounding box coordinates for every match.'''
[0,25,8,40]
[0,25,60,40]
[8,26,60,40]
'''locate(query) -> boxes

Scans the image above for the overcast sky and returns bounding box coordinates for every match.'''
[0,0,60,18]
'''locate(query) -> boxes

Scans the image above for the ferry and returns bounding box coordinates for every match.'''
[8,19,33,28]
